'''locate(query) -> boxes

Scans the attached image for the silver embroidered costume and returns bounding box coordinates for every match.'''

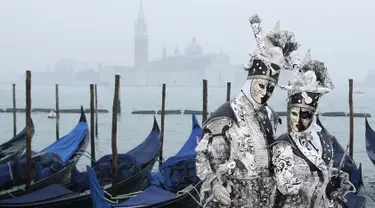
[271,52,357,208]
[195,14,300,208]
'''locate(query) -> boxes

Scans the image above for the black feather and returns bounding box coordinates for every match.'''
[267,30,299,57]
[301,60,333,89]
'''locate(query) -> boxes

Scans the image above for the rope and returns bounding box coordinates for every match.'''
[176,184,202,206]
[104,189,142,200]
[74,151,96,163]
[0,185,26,198]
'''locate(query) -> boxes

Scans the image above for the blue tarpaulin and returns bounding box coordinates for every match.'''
[0,121,88,190]
[41,122,88,162]
[88,114,202,208]
[71,123,161,190]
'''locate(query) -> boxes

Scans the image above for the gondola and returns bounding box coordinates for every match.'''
[88,114,202,208]
[316,116,363,189]
[365,117,375,166]
[0,119,35,164]
[0,106,89,200]
[0,116,161,208]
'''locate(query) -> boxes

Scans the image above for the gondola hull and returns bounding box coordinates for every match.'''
[0,134,89,200]
[0,107,89,200]
[129,182,202,208]
[0,156,157,208]
[87,114,203,208]
[365,117,375,165]
[0,119,35,164]
[0,116,161,208]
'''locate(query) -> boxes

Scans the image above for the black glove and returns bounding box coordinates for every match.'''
[326,176,342,200]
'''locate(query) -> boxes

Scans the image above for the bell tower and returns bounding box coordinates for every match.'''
[134,0,148,68]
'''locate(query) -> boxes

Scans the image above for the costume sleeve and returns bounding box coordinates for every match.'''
[271,142,301,195]
[195,120,231,207]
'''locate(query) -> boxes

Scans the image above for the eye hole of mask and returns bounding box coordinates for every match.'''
[300,111,313,119]
[271,63,280,70]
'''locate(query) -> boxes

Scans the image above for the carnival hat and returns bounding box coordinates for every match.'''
[280,50,335,111]
[244,15,300,83]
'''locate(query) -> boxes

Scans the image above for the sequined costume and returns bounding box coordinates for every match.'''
[271,52,357,208]
[195,14,300,208]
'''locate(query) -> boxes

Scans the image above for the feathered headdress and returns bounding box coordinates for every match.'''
[280,50,334,111]
[244,14,300,83]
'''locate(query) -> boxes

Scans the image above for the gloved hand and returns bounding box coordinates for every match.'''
[212,181,232,206]
[326,176,342,199]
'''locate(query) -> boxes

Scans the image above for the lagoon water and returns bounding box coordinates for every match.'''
[0,82,375,205]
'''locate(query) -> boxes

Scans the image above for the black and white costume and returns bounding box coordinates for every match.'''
[271,52,356,207]
[195,15,299,208]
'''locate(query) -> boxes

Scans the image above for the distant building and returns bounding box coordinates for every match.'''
[100,0,246,86]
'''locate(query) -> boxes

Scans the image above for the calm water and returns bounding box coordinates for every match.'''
[0,82,375,205]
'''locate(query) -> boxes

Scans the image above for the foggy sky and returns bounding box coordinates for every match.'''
[0,0,374,82]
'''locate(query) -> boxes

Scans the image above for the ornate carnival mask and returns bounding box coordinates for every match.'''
[247,59,280,105]
[250,78,276,105]
[288,106,315,132]
[287,91,320,132]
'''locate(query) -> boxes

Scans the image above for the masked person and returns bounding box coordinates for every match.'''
[271,54,357,207]
[195,14,300,208]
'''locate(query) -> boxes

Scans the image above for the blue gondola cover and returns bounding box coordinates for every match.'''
[0,120,88,190]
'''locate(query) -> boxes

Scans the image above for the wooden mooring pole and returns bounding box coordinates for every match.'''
[160,84,166,166]
[226,82,231,102]
[12,83,16,137]
[55,84,60,140]
[90,84,96,168]
[111,75,120,196]
[349,79,354,157]
[95,84,98,138]
[202,79,208,125]
[25,70,32,190]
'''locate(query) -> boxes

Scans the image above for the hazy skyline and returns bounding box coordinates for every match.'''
[0,0,374,82]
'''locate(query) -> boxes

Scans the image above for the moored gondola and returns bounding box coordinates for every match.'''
[0,116,161,208]
[0,118,35,164]
[365,117,375,166]
[316,116,363,189]
[0,106,89,200]
[88,114,202,208]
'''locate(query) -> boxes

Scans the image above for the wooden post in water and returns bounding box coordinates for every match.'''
[226,82,231,102]
[55,84,60,140]
[95,84,98,138]
[111,75,120,196]
[12,83,16,137]
[160,84,166,166]
[202,79,208,125]
[90,84,96,168]
[25,70,32,190]
[348,79,354,157]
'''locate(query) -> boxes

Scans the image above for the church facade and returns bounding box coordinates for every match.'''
[99,1,247,87]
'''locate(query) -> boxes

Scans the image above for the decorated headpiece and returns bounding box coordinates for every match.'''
[244,15,300,84]
[280,50,335,111]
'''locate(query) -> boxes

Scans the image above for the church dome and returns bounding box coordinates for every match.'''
[185,37,202,56]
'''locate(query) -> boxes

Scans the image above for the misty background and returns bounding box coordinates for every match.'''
[0,0,374,84]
